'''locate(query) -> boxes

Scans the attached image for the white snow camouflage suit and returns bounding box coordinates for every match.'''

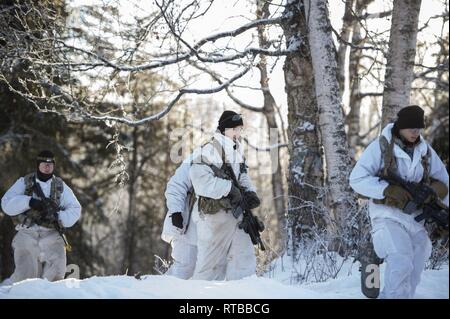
[162,152,198,279]
[349,123,449,298]
[189,132,258,280]
[1,175,81,283]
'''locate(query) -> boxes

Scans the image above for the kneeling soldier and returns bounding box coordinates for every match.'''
[1,150,81,283]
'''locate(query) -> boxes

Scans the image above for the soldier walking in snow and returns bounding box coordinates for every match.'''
[189,111,262,280]
[350,105,449,298]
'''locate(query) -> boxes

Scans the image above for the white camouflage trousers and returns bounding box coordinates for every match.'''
[371,219,432,299]
[165,238,197,279]
[192,211,256,281]
[10,227,66,283]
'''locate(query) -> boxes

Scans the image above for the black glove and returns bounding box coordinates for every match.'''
[227,184,242,206]
[171,212,184,229]
[29,198,45,211]
[239,214,265,234]
[243,191,260,209]
[254,215,265,232]
[238,214,250,233]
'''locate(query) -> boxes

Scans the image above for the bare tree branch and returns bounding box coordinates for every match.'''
[358,10,392,20]
[331,26,385,53]
[187,60,264,112]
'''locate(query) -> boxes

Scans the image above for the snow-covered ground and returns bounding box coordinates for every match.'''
[0,260,448,299]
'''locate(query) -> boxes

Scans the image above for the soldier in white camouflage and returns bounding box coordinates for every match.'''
[350,106,448,299]
[1,150,81,283]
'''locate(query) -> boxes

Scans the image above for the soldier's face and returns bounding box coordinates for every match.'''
[38,162,54,174]
[400,128,421,143]
[224,126,243,142]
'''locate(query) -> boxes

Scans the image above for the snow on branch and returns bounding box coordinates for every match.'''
[56,15,289,71]
[0,1,292,126]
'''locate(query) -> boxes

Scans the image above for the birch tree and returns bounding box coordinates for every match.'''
[346,0,375,152]
[306,0,357,233]
[381,0,422,126]
[337,0,355,97]
[255,0,287,251]
[282,0,324,255]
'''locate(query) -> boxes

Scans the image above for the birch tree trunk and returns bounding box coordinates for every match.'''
[282,0,324,255]
[381,0,422,126]
[347,0,373,153]
[347,25,363,153]
[306,0,357,229]
[256,0,287,253]
[337,0,355,98]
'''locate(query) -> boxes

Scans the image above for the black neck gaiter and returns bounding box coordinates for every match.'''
[36,170,53,182]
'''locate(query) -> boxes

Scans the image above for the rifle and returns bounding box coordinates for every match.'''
[33,182,72,252]
[380,170,449,229]
[222,163,266,251]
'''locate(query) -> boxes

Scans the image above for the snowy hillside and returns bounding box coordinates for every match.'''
[1,261,447,299]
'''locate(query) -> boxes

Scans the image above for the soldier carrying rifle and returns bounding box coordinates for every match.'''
[189,111,263,281]
[1,150,81,283]
[350,105,449,299]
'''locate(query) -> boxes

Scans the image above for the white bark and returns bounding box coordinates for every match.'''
[381,0,422,126]
[306,0,357,225]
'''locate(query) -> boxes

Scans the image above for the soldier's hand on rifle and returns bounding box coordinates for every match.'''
[411,183,439,206]
[243,191,261,209]
[42,210,59,224]
[238,214,250,233]
[171,212,184,229]
[383,184,412,210]
[430,179,448,201]
[227,184,242,206]
[29,198,45,211]
[39,198,60,224]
